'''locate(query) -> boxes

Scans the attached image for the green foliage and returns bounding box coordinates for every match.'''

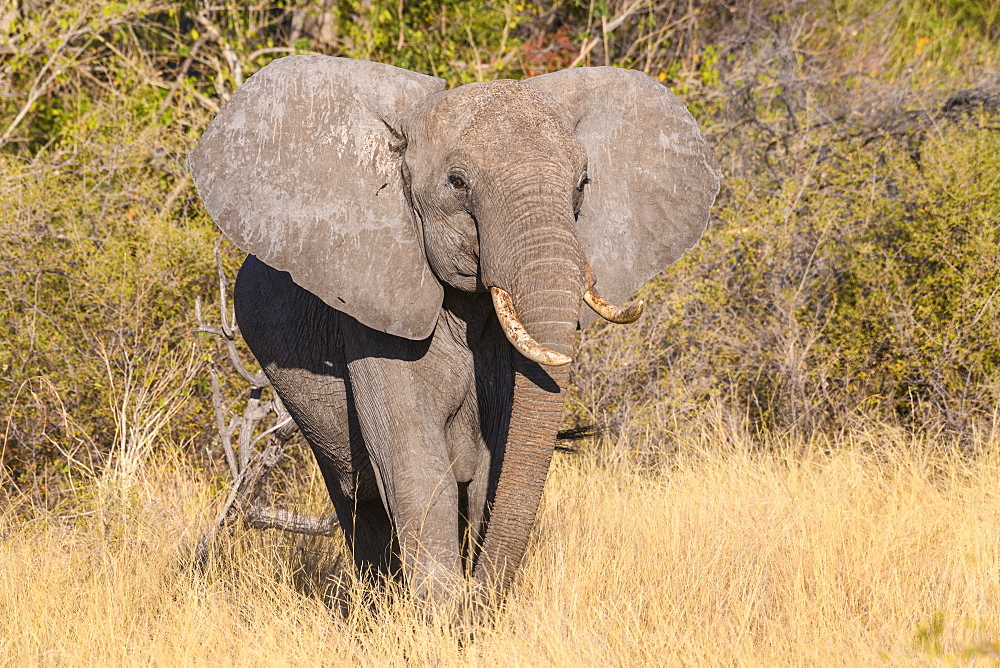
[0,129,219,485]
[2,0,1000,489]
[827,119,1000,424]
[332,0,531,84]
[829,0,1000,81]
[0,1,539,159]
[574,110,1000,438]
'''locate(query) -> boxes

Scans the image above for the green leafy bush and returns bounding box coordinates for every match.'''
[573,110,1000,442]
[2,0,999,490]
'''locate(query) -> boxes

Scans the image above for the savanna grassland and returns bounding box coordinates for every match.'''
[2,1,999,664]
[3,428,999,663]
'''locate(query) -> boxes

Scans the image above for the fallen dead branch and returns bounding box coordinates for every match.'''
[194,247,338,564]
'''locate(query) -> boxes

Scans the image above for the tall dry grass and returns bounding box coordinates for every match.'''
[3,420,998,664]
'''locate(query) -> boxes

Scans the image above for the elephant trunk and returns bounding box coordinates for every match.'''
[474,357,568,593]
[472,181,585,594]
[477,178,585,354]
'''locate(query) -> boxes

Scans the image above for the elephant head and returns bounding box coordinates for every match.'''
[189,56,719,593]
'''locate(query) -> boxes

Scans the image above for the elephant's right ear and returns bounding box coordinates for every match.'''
[189,56,446,340]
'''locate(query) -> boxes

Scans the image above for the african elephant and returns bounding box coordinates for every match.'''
[189,56,719,603]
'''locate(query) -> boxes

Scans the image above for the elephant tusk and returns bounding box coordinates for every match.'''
[583,286,644,324]
[489,287,573,367]
[582,262,643,324]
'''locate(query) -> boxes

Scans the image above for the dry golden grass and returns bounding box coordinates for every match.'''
[3,421,999,665]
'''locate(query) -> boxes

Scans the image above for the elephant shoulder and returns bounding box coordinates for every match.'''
[234,255,346,363]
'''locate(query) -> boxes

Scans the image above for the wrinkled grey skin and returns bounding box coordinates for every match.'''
[189,56,720,604]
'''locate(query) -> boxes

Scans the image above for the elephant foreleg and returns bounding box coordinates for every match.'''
[234,257,398,580]
[345,350,466,603]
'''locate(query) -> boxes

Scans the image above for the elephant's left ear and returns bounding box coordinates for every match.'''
[527,67,721,327]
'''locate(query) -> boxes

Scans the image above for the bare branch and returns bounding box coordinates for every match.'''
[214,246,235,338]
[238,387,261,472]
[568,0,645,69]
[191,90,221,114]
[244,508,340,537]
[192,11,243,92]
[193,250,338,566]
[160,174,192,217]
[158,36,210,118]
[210,366,239,479]
[195,248,268,386]
[0,14,86,146]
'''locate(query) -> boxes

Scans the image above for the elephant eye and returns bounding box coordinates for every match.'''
[577,174,590,191]
[448,174,467,190]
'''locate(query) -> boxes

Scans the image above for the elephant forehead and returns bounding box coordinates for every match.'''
[421,80,576,146]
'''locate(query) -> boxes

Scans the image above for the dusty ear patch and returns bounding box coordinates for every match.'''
[190,56,446,340]
[527,66,721,328]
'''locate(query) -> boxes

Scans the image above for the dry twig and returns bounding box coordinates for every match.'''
[194,248,338,564]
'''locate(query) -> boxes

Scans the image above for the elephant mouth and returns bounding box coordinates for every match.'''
[489,269,644,367]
